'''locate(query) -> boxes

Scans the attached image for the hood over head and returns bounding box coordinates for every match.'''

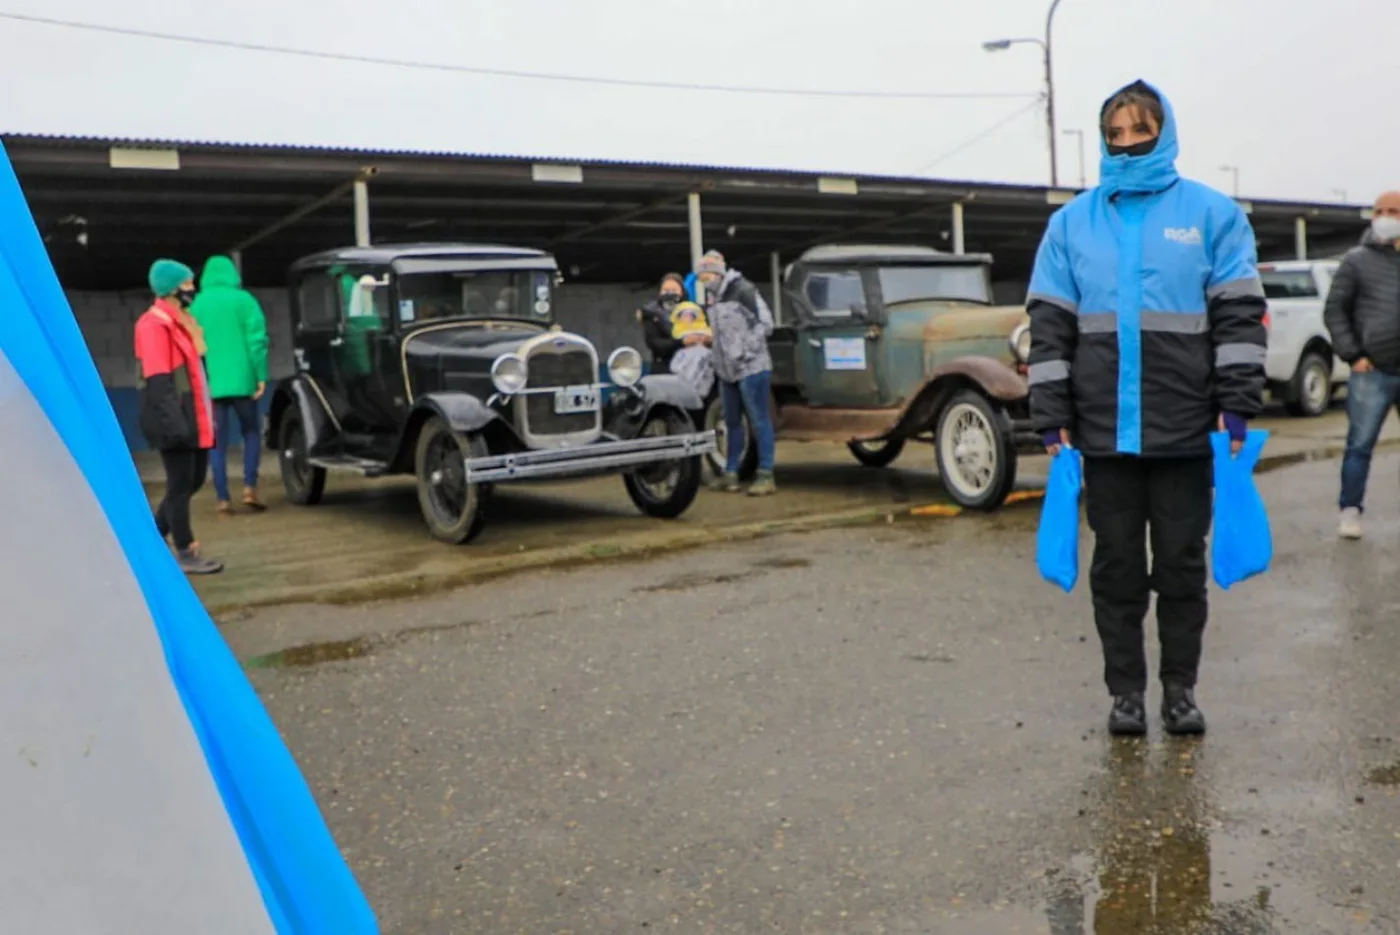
[1098,80,1180,198]
[199,255,242,289]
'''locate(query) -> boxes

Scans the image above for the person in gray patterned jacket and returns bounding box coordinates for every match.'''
[1323,190,1400,539]
[695,250,778,496]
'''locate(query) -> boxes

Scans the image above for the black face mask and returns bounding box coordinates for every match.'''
[1106,138,1158,158]
[174,286,197,308]
[659,292,681,307]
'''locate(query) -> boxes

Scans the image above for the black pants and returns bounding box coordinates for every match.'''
[155,448,208,551]
[1083,455,1213,696]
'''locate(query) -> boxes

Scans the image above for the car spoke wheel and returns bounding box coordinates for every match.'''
[624,408,702,519]
[1286,351,1332,418]
[934,390,1017,510]
[277,409,325,505]
[848,438,906,468]
[414,416,488,545]
[702,392,758,481]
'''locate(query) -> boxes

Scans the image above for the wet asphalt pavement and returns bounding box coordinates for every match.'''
[229,450,1400,934]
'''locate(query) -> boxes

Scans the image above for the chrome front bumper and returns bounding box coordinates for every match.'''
[464,430,716,483]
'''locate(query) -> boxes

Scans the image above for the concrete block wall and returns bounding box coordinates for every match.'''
[70,277,1029,452]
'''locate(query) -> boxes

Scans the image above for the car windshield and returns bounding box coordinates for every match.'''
[878,264,991,305]
[1259,268,1319,299]
[396,269,554,325]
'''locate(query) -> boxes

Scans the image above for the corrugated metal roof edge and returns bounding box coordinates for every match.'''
[0,132,1371,215]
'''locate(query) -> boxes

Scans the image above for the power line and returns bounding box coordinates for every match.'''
[0,12,1038,102]
[911,97,1047,175]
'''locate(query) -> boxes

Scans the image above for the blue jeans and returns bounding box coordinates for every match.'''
[1340,368,1400,511]
[720,371,776,474]
[210,396,262,502]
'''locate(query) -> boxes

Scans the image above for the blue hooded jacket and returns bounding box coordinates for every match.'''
[1024,80,1268,458]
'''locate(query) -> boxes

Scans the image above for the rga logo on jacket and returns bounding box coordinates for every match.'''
[1164,226,1203,246]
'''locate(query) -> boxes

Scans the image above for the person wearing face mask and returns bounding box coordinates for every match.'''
[1027,80,1267,737]
[636,272,695,374]
[134,259,223,575]
[1323,192,1400,540]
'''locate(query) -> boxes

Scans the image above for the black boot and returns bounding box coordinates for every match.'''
[1108,692,1147,737]
[1162,683,1206,735]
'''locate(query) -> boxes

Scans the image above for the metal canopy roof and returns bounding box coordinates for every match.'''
[4,134,1371,292]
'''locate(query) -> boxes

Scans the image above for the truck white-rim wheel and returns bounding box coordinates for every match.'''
[940,402,997,496]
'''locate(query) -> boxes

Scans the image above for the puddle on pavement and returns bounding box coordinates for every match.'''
[1364,761,1400,786]
[635,570,759,593]
[755,556,812,570]
[245,637,376,669]
[243,618,485,670]
[944,742,1284,934]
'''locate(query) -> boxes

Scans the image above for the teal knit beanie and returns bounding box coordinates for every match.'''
[148,258,194,297]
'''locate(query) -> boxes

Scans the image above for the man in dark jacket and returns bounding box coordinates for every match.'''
[1028,80,1267,736]
[1323,191,1400,540]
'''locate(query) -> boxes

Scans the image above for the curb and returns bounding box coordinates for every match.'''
[204,436,1389,618]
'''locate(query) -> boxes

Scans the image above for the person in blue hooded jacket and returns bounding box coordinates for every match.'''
[1026,80,1267,738]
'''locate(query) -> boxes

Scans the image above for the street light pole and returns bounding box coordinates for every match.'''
[983,0,1064,188]
[1220,165,1239,198]
[1063,129,1085,188]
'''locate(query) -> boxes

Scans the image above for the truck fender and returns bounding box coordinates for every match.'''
[270,376,340,455]
[889,355,1028,439]
[412,392,502,434]
[638,373,705,413]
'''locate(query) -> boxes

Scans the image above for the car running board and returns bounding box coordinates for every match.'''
[306,454,391,478]
[465,431,716,484]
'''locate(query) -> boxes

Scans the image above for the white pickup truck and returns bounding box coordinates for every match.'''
[1259,259,1348,417]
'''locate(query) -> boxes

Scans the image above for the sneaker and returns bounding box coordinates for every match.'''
[709,472,743,493]
[747,471,777,497]
[242,487,268,512]
[1108,692,1147,737]
[1162,683,1206,736]
[177,548,224,575]
[1339,507,1363,540]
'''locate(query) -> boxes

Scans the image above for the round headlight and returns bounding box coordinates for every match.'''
[1010,322,1032,363]
[608,346,644,388]
[491,353,527,395]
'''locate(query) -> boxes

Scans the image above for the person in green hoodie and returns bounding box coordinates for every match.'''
[190,255,270,514]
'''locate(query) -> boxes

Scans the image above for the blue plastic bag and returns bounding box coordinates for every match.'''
[1037,445,1084,592]
[1211,428,1273,589]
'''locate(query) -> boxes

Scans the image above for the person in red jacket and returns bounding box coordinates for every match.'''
[134,259,224,575]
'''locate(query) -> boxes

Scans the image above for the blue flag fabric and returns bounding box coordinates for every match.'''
[0,142,377,932]
[1211,428,1273,590]
[1036,445,1084,593]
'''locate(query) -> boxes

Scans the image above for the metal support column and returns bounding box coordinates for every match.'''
[1295,217,1308,261]
[353,179,371,247]
[688,192,704,301]
[951,201,966,254]
[230,249,242,275]
[770,251,783,324]
[687,192,704,267]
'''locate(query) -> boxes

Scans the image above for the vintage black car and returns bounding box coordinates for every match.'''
[265,243,715,543]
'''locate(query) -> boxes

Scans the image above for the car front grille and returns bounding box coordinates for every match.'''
[520,343,599,443]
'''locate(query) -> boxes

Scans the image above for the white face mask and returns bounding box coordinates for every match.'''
[1372,216,1400,242]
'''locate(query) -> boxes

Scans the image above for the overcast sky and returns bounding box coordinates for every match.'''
[0,0,1388,204]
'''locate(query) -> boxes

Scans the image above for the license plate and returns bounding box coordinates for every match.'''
[553,385,598,414]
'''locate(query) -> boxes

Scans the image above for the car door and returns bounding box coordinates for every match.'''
[295,267,397,458]
[791,266,884,407]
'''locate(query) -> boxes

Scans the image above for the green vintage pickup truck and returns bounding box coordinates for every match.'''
[703,244,1037,510]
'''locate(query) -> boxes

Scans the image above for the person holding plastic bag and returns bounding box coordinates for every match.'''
[1026,80,1267,737]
